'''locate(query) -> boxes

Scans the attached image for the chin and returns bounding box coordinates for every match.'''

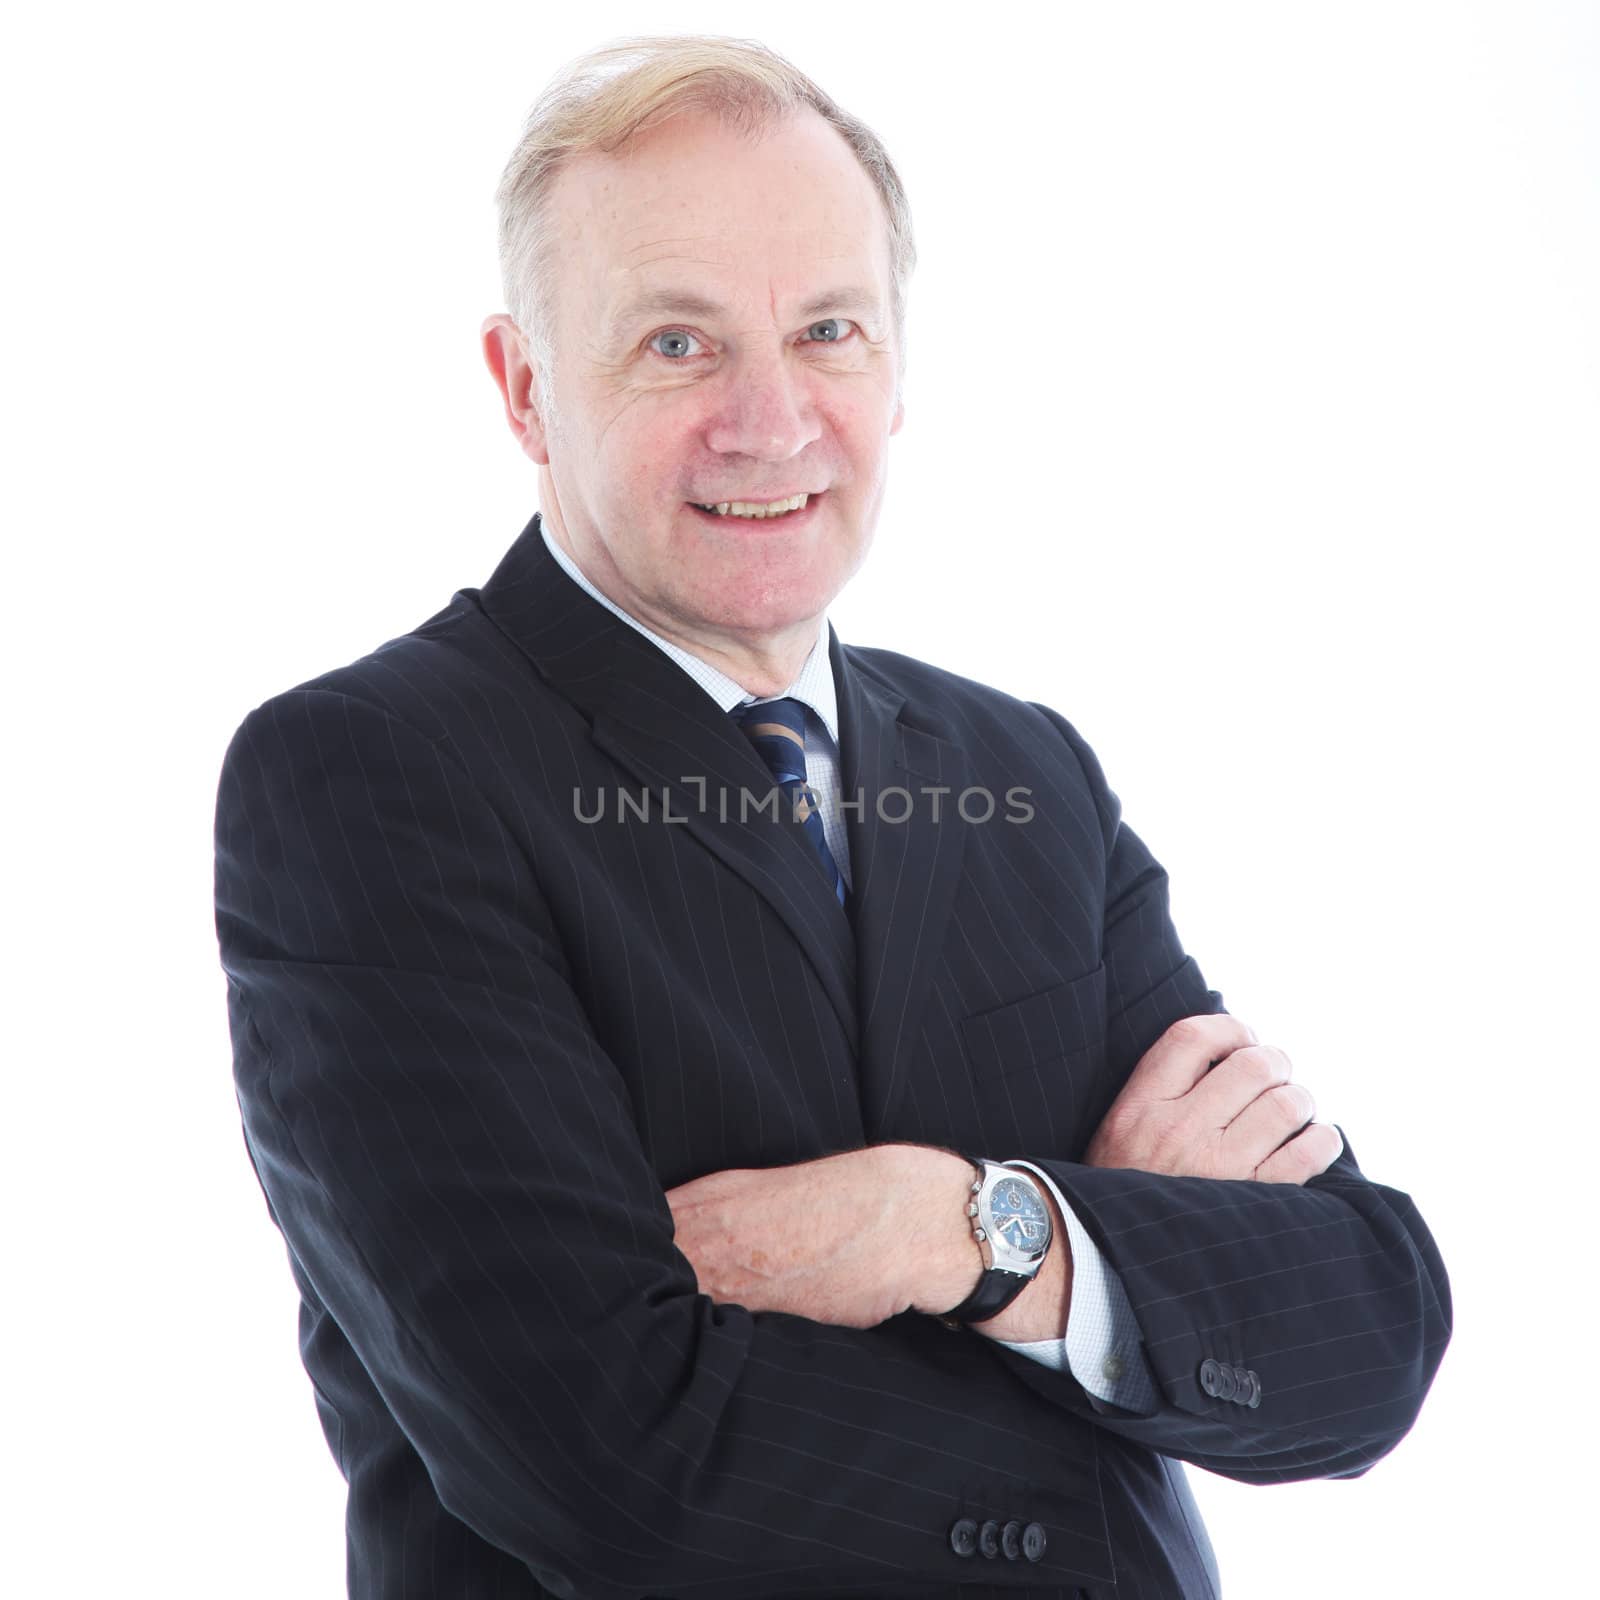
[719,601,824,638]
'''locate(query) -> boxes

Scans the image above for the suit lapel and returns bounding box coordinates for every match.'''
[474,513,972,1134]
[475,515,859,1053]
[832,628,971,1137]
[592,643,860,1053]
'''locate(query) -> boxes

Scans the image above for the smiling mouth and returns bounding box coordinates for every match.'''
[689,491,817,520]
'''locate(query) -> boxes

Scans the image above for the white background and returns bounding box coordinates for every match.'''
[6,2,1595,1595]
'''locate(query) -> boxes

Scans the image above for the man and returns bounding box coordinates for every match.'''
[214,34,1451,1599]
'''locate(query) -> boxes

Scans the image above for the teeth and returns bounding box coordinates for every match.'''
[698,493,810,518]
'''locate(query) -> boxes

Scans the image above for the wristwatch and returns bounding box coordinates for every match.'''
[935,1151,1054,1330]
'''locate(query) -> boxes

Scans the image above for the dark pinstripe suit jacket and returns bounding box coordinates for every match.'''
[214,513,1451,1599]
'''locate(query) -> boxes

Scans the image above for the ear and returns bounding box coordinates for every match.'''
[480,314,551,465]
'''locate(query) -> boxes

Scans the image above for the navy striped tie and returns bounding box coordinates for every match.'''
[733,697,848,907]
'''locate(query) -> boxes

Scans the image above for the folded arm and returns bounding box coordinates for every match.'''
[216,687,1129,1599]
[970,706,1453,1482]
[1004,1129,1451,1482]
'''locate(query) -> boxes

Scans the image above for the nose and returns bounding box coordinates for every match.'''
[702,347,822,462]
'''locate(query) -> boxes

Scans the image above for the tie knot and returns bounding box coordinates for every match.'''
[734,697,809,787]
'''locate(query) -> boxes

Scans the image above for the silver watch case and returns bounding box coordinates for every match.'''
[968,1160,1053,1277]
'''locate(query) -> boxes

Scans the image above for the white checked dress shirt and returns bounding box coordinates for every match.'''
[541,517,1157,1409]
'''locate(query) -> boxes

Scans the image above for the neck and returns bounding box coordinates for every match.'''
[671,627,819,700]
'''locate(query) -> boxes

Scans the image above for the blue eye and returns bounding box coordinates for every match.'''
[649,329,704,360]
[804,318,857,344]
[648,319,860,360]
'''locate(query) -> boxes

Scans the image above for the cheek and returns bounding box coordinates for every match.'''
[589,445,682,528]
[825,382,896,457]
[617,409,706,500]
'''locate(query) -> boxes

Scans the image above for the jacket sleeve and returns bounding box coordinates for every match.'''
[214,686,1121,1600]
[983,705,1453,1485]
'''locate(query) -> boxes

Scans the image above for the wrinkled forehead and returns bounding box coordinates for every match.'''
[546,108,893,334]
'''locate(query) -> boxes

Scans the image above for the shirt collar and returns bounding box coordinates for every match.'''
[538,513,840,744]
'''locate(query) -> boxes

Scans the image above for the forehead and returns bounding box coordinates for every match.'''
[549,107,892,333]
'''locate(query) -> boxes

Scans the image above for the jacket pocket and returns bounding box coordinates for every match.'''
[960,963,1108,1080]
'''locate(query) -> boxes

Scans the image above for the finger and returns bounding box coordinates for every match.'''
[1126,1013,1259,1099]
[1218,1079,1314,1171]
[1187,1044,1295,1125]
[1254,1120,1344,1185]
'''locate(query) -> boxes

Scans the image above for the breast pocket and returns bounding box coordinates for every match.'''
[960,964,1108,1081]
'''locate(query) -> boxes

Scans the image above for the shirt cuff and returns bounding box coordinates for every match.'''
[991,1159,1160,1412]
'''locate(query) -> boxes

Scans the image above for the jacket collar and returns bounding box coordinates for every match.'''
[473,512,971,1136]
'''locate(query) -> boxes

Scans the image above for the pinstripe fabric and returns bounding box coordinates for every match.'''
[539,520,853,886]
[542,515,1148,1407]
[1002,1162,1160,1413]
[214,512,1452,1598]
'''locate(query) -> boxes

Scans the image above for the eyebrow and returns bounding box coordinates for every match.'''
[603,285,884,346]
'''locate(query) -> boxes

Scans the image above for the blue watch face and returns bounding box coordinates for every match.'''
[992,1177,1049,1252]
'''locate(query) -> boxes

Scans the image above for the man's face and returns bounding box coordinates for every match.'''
[500,106,904,655]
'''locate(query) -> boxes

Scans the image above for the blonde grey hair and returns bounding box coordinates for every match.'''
[492,34,917,432]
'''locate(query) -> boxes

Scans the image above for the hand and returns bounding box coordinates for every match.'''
[663,1146,916,1329]
[1083,1014,1343,1183]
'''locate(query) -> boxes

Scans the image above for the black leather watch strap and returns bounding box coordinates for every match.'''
[935,1151,1036,1330]
[939,1262,1033,1327]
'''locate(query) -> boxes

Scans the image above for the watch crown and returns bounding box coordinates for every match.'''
[966,1201,979,1218]
[973,1226,987,1242]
